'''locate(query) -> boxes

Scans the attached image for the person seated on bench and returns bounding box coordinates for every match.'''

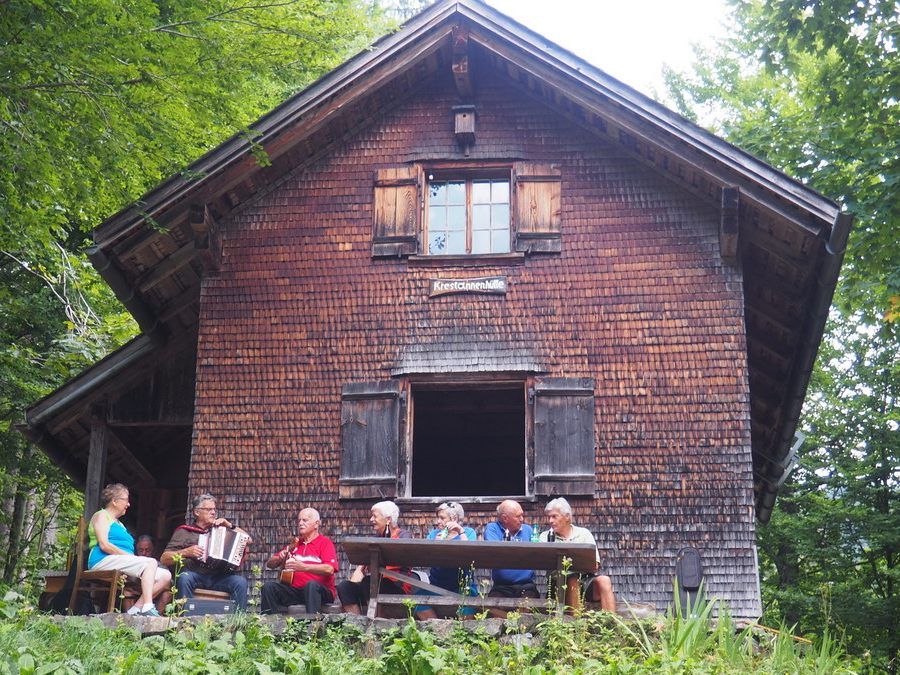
[261,507,338,615]
[483,500,539,615]
[160,493,250,611]
[415,501,478,620]
[336,500,411,615]
[122,535,172,613]
[88,483,171,616]
[539,497,616,612]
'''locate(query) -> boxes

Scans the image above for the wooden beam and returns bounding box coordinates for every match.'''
[451,25,472,98]
[158,285,201,323]
[84,406,108,518]
[190,204,221,273]
[720,186,739,263]
[134,242,197,293]
[107,427,157,488]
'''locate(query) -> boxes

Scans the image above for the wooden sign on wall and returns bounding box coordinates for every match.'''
[429,276,507,298]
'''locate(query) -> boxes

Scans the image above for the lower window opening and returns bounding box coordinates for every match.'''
[411,386,525,496]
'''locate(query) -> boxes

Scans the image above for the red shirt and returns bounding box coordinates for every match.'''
[287,535,338,596]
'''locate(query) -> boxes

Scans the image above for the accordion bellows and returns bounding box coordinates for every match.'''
[198,526,250,570]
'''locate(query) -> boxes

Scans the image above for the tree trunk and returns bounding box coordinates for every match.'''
[2,444,33,584]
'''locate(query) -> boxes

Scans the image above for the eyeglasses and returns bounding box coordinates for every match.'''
[196,507,217,512]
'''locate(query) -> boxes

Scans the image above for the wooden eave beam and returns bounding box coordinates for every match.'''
[458,7,839,223]
[452,25,473,98]
[470,30,834,235]
[720,186,739,263]
[106,427,157,487]
[17,422,87,489]
[134,242,197,293]
[26,336,157,428]
[189,204,221,273]
[92,9,458,250]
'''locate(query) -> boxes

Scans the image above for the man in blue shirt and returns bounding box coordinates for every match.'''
[484,500,540,605]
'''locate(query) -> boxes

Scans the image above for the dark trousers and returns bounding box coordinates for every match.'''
[176,570,248,610]
[260,580,334,614]
[489,581,540,599]
[336,577,405,610]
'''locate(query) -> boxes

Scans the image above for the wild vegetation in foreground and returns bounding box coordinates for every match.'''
[0,589,866,674]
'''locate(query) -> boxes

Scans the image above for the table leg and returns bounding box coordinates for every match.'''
[367,547,381,619]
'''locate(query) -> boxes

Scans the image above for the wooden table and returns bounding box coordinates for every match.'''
[342,537,597,618]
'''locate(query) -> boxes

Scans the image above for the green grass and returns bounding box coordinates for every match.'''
[0,589,866,674]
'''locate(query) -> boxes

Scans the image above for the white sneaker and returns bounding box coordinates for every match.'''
[126,605,142,615]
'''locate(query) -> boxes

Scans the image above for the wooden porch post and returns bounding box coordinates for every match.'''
[84,406,108,520]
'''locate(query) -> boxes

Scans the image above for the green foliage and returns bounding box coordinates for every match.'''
[665,1,899,670]
[0,591,866,674]
[0,0,391,583]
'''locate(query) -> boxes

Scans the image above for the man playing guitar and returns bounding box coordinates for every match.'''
[261,507,338,614]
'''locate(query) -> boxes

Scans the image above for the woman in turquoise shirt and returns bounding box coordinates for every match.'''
[88,483,171,616]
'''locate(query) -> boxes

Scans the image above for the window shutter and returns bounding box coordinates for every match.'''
[339,381,401,499]
[533,377,595,495]
[513,163,562,253]
[373,166,419,257]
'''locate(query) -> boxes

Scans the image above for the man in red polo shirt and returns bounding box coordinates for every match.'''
[261,507,338,614]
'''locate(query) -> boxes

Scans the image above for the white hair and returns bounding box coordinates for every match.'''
[438,501,465,523]
[300,507,321,521]
[372,500,400,525]
[544,497,572,517]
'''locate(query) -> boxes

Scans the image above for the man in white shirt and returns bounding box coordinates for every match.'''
[540,497,616,612]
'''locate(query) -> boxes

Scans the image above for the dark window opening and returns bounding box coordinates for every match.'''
[411,386,525,496]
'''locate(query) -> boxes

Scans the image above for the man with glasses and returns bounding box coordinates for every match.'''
[161,493,251,610]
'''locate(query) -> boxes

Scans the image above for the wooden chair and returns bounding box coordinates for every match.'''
[68,516,123,614]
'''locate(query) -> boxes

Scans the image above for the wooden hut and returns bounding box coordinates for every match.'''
[21,0,850,619]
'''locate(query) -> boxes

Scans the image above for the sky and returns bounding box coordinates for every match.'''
[484,0,731,99]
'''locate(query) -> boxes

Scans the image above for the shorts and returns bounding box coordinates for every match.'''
[90,555,169,582]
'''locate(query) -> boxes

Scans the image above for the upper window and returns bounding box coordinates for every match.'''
[426,176,510,255]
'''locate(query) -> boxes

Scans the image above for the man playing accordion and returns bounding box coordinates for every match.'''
[161,493,251,610]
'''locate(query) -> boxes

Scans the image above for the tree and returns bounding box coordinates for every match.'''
[664,0,899,669]
[0,0,391,584]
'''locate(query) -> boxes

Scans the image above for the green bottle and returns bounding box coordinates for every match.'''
[530,526,540,543]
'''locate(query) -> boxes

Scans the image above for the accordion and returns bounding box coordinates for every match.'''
[198,526,250,571]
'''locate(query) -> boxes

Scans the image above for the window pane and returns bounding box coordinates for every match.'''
[473,204,491,229]
[446,230,466,254]
[492,229,510,253]
[492,180,510,203]
[491,204,509,227]
[472,229,490,254]
[429,206,445,230]
[429,232,448,254]
[472,181,492,203]
[447,205,466,230]
[446,182,465,204]
[430,182,447,203]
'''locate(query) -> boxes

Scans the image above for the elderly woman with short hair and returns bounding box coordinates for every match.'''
[415,501,478,620]
[336,501,411,614]
[88,483,171,616]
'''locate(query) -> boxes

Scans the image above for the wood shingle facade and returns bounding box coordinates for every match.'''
[22,1,851,620]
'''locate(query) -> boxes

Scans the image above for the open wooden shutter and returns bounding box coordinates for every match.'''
[339,381,402,499]
[513,163,562,253]
[372,166,419,257]
[533,377,596,495]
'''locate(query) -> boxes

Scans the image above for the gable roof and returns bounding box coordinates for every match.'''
[23,0,850,522]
